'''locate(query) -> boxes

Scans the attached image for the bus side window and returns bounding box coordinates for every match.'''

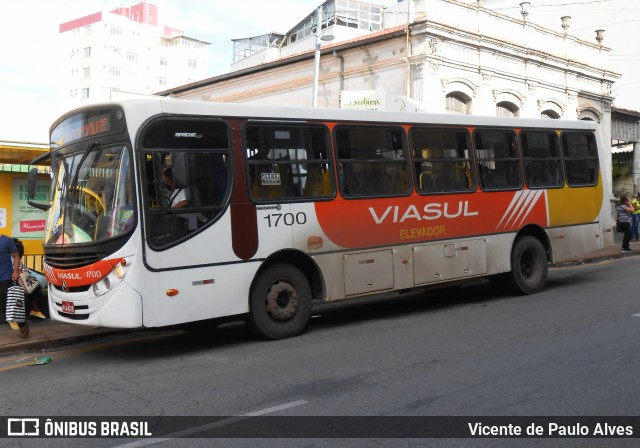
[409,128,474,194]
[245,125,333,201]
[562,132,598,186]
[521,131,564,188]
[335,127,409,197]
[141,118,232,249]
[474,130,522,191]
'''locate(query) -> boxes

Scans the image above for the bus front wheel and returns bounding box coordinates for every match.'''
[247,263,312,340]
[506,236,548,294]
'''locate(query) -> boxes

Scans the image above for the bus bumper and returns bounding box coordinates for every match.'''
[49,281,143,328]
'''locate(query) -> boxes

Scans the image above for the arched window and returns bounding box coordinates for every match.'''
[541,110,560,119]
[446,92,472,114]
[538,100,563,119]
[496,101,519,117]
[577,107,601,123]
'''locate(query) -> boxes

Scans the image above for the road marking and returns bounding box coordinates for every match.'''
[244,400,309,416]
[113,399,309,448]
[632,313,640,317]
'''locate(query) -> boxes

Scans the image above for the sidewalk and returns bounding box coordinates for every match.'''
[555,237,639,266]
[1,239,638,356]
[0,318,128,356]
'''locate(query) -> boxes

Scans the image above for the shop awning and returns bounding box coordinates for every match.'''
[0,141,49,165]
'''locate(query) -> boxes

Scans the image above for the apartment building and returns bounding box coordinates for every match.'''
[58,1,209,105]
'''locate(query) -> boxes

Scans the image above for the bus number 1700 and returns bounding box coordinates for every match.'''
[264,212,307,227]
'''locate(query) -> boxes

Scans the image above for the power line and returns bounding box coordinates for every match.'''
[494,0,615,10]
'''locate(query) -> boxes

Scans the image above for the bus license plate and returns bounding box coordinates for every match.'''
[62,301,75,314]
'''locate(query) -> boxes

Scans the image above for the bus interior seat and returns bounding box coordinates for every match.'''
[321,168,331,195]
[351,163,385,195]
[303,165,325,197]
[419,172,434,192]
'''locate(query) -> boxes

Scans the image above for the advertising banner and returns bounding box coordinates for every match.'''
[11,178,49,238]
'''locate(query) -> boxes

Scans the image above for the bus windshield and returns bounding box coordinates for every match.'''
[45,144,136,245]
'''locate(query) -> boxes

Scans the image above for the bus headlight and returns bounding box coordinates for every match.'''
[92,277,111,296]
[91,257,131,297]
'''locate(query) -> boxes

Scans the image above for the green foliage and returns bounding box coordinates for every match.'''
[612,162,631,178]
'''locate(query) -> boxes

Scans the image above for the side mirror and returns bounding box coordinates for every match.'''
[27,168,38,198]
[27,167,51,211]
[27,144,53,211]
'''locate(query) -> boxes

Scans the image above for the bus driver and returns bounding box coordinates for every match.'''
[162,167,189,209]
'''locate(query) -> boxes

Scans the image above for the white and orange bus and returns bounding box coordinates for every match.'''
[28,98,611,339]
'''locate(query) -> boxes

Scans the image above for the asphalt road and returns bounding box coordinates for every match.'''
[2,255,640,448]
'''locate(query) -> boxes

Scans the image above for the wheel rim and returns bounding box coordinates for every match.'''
[264,280,298,322]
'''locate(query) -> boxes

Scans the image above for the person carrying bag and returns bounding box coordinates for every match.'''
[6,281,29,338]
[19,269,38,295]
[1,234,29,338]
[6,281,28,338]
[13,238,46,320]
[617,195,634,253]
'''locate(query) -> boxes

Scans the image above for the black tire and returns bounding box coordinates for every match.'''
[506,236,548,294]
[247,263,312,340]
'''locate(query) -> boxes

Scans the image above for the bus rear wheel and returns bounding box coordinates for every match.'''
[506,236,548,294]
[247,263,312,340]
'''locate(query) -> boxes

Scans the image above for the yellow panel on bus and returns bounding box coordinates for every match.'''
[546,176,603,227]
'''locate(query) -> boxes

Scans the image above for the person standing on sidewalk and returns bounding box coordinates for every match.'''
[631,193,640,242]
[618,195,634,252]
[0,233,29,337]
[12,238,46,319]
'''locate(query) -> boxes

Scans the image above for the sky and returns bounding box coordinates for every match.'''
[0,0,638,143]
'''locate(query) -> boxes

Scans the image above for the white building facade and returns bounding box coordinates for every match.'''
[58,1,209,107]
[163,0,618,122]
[159,0,620,193]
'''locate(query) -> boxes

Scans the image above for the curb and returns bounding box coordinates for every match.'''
[0,328,130,356]
[553,248,640,268]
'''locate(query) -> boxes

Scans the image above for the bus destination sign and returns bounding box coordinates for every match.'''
[51,109,123,147]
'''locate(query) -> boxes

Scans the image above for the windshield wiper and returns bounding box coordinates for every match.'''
[70,140,100,189]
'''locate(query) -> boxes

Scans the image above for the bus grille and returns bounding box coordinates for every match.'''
[57,312,90,321]
[51,284,92,293]
[44,253,105,269]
